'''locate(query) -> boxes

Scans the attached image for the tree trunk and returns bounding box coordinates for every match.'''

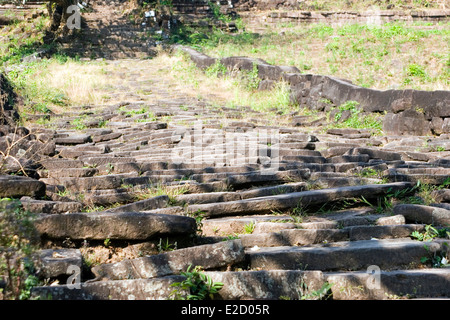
[44,0,76,43]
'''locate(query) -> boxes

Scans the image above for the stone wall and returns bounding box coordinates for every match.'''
[239,9,450,28]
[178,46,450,136]
[170,0,450,29]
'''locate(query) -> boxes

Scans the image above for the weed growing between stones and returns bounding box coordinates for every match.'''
[187,210,206,237]
[299,281,333,300]
[413,179,450,205]
[411,225,450,242]
[157,237,177,253]
[243,222,255,234]
[421,243,450,268]
[169,265,224,300]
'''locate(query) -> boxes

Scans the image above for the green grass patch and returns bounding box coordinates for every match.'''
[176,21,449,91]
[325,101,383,134]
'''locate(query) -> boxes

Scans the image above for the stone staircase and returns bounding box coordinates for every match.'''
[58,0,158,59]
[0,53,446,300]
[56,0,238,59]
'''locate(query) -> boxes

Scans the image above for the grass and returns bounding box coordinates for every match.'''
[2,5,447,133]
[181,21,449,91]
[167,50,298,121]
[0,13,50,66]
[133,184,190,205]
[324,101,384,134]
[5,58,116,121]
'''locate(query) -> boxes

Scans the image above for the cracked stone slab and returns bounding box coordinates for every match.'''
[91,239,245,280]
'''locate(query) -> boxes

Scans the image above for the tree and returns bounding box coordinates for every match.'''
[40,0,79,43]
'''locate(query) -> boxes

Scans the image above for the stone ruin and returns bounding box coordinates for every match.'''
[0,0,449,301]
[181,46,450,136]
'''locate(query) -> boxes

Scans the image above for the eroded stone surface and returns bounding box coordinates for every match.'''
[91,240,245,280]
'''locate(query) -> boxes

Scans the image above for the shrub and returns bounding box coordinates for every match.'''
[0,199,39,300]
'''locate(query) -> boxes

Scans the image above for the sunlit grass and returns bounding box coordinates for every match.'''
[194,22,449,91]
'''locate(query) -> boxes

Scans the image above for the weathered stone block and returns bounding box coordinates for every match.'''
[91,240,245,280]
[31,276,185,300]
[0,175,45,198]
[35,249,82,279]
[105,195,169,213]
[205,270,325,300]
[246,239,443,271]
[34,211,197,240]
[393,204,450,226]
[383,110,430,136]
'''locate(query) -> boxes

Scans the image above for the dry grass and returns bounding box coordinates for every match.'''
[42,60,114,108]
[162,50,297,119]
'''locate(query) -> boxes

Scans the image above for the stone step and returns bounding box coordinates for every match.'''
[34,212,196,241]
[345,147,402,161]
[30,267,450,300]
[54,134,92,145]
[82,189,136,206]
[219,169,311,186]
[91,239,245,281]
[0,175,46,198]
[393,204,450,226]
[186,182,413,218]
[204,270,325,300]
[20,197,83,214]
[246,239,446,271]
[432,189,450,202]
[240,224,425,248]
[35,249,82,279]
[44,168,99,178]
[386,172,450,185]
[326,269,450,300]
[40,159,85,170]
[58,144,110,159]
[202,207,413,237]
